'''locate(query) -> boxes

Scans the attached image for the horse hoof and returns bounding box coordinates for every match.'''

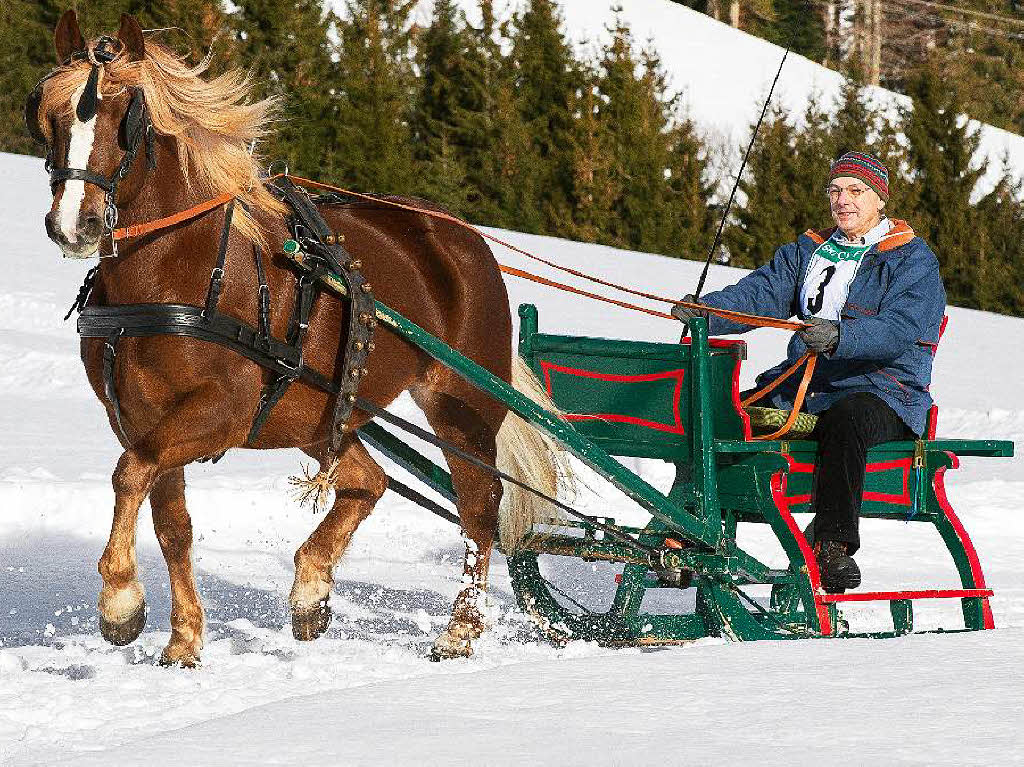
[159,648,201,669]
[99,601,146,646]
[429,633,474,661]
[292,599,332,641]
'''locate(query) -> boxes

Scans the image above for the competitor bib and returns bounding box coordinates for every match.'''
[799,238,871,321]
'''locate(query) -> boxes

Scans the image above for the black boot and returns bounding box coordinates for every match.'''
[814,540,861,594]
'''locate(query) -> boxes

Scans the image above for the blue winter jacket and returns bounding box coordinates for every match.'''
[700,221,946,436]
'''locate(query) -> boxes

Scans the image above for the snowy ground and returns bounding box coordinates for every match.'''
[2,141,1023,766]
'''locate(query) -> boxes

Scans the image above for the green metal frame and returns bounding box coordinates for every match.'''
[293,251,1013,645]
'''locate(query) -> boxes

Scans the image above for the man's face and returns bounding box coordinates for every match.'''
[827,176,885,238]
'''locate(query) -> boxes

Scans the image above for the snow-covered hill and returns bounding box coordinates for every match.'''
[1,139,1022,766]
[424,0,1024,197]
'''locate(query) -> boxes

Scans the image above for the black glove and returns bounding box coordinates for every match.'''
[671,294,709,322]
[798,316,839,353]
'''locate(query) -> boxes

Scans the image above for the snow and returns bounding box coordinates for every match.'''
[2,62,1024,765]
[424,0,1024,197]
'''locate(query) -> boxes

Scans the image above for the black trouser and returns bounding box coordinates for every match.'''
[808,392,915,554]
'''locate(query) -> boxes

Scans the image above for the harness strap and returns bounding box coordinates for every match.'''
[203,200,235,318]
[49,167,114,192]
[253,243,271,346]
[271,176,376,453]
[65,265,99,320]
[102,328,127,441]
[113,193,235,242]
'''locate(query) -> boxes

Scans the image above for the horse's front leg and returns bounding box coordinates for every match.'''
[150,467,203,667]
[97,386,239,657]
[98,447,157,646]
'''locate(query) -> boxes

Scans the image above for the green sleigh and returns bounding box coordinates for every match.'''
[294,251,1013,644]
[506,305,1010,642]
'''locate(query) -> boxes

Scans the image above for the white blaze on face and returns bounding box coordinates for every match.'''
[57,82,100,245]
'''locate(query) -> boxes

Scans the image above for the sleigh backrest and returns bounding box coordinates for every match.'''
[517,305,748,463]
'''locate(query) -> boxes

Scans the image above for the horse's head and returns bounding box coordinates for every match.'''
[26,11,153,258]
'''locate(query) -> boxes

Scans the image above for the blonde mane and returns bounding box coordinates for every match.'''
[39,38,288,244]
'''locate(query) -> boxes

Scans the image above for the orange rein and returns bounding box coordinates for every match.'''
[113,174,817,440]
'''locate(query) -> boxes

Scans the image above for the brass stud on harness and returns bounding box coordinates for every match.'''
[353,341,365,351]
[360,283,372,293]
[346,394,357,404]
[367,342,375,352]
[348,260,362,270]
[325,235,336,245]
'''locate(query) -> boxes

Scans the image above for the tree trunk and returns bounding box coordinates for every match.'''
[729,0,740,28]
[868,0,882,85]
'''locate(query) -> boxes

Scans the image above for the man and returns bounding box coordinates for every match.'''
[673,151,946,593]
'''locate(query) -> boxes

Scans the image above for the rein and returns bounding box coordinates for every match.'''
[101,173,818,439]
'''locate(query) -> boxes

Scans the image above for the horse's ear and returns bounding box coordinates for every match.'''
[54,9,85,65]
[117,14,145,62]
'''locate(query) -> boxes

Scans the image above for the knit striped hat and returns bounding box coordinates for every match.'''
[829,151,890,201]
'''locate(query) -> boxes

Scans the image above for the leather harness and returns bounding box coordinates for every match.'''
[74,178,377,454]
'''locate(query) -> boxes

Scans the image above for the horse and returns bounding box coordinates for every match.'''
[27,10,565,667]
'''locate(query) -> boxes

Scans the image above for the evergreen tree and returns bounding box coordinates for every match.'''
[584,20,713,256]
[230,0,342,178]
[725,106,804,268]
[1,0,58,156]
[900,60,986,307]
[791,92,834,229]
[973,162,1024,315]
[445,0,518,225]
[561,74,620,245]
[664,112,716,260]
[506,0,583,233]
[411,0,488,213]
[329,0,420,192]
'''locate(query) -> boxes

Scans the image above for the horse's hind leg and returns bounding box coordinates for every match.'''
[414,379,504,660]
[291,436,387,641]
[150,467,204,667]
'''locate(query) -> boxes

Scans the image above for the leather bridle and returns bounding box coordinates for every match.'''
[26,36,156,257]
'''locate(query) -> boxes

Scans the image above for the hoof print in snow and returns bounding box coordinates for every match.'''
[99,602,147,647]
[292,600,332,641]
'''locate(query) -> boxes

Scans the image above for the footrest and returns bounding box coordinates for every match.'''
[819,588,993,603]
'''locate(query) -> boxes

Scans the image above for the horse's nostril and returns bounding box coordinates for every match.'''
[80,214,103,241]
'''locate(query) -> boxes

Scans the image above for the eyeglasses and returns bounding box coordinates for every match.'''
[825,185,869,200]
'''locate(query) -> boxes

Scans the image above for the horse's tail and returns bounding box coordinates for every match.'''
[495,355,575,551]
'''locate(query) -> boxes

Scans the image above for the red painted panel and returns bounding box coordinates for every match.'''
[539,361,687,435]
[782,457,912,506]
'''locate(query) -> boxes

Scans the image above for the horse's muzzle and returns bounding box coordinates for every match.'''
[45,210,102,258]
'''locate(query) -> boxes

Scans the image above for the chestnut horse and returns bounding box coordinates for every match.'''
[29,11,563,666]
